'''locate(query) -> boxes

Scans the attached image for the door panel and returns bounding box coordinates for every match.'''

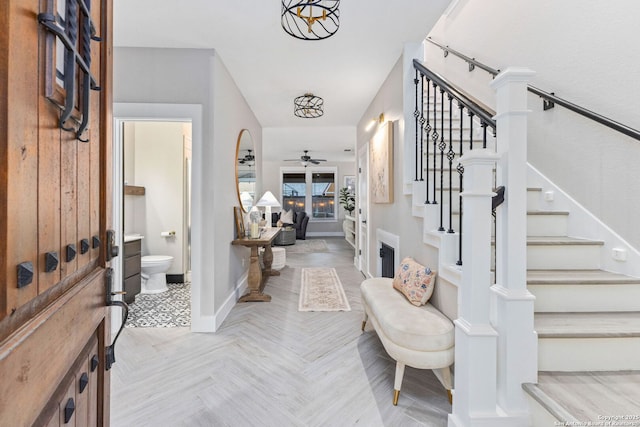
[0,0,113,424]
[2,0,41,314]
[0,270,104,425]
[37,100,62,293]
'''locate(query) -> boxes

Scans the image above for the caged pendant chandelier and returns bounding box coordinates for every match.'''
[281,0,340,41]
[294,93,324,118]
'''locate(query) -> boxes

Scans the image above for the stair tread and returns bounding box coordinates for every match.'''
[527,210,570,215]
[527,269,640,284]
[526,236,604,246]
[535,312,640,337]
[528,371,640,423]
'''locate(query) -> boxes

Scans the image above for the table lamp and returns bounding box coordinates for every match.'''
[256,191,281,229]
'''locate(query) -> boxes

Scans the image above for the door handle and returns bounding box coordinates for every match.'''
[105,268,128,370]
[106,229,119,261]
[362,220,367,224]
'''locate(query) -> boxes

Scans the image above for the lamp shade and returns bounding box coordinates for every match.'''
[256,191,281,208]
[256,191,281,229]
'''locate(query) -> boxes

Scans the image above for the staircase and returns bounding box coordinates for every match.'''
[409,84,640,424]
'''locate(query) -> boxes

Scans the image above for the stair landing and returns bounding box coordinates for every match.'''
[525,371,640,424]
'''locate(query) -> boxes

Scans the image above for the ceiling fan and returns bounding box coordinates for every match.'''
[238,149,255,165]
[284,150,327,167]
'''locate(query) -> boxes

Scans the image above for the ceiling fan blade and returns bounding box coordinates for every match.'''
[283,159,300,162]
[312,159,327,162]
[310,160,320,165]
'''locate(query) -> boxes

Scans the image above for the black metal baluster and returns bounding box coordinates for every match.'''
[438,88,446,232]
[413,69,420,181]
[447,94,455,233]
[419,75,425,181]
[482,121,488,149]
[468,112,474,150]
[424,78,431,204]
[456,103,465,266]
[432,82,439,206]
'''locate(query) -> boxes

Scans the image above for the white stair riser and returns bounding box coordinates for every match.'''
[538,337,640,371]
[527,214,568,237]
[527,245,601,270]
[412,204,425,218]
[530,284,640,312]
[527,190,542,211]
[525,393,563,426]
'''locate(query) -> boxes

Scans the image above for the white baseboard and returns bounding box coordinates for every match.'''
[191,272,248,333]
[191,315,216,333]
[213,272,249,331]
[306,232,345,237]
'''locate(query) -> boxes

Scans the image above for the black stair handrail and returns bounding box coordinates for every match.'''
[425,37,640,142]
[527,86,640,141]
[413,59,496,129]
[426,37,500,77]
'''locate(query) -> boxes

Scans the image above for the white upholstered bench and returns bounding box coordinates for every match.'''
[360,277,454,405]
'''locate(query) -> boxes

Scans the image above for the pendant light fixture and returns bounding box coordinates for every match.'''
[281,0,340,41]
[294,93,324,118]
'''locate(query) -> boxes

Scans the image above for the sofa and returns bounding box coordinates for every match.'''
[271,211,309,240]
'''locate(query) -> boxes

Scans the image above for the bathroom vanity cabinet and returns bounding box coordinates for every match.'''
[123,239,142,304]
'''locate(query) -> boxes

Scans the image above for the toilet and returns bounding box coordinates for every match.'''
[140,255,174,294]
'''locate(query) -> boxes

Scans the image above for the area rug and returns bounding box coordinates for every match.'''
[286,239,329,254]
[299,268,351,312]
[125,282,191,328]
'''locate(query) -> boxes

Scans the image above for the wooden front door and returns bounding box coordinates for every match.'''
[0,0,113,425]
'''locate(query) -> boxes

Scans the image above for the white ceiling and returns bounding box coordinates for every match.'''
[113,0,451,162]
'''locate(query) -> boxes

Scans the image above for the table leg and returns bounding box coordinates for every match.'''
[239,246,271,302]
[263,244,280,277]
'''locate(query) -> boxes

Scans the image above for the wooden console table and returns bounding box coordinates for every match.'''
[231,227,281,302]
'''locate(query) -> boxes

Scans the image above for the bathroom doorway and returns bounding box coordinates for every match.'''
[123,121,192,327]
[113,103,203,334]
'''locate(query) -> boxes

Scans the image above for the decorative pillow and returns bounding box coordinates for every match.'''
[280,209,294,224]
[392,257,436,306]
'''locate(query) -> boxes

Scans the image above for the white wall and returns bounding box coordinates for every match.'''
[114,47,262,331]
[356,55,435,277]
[425,0,640,250]
[125,121,186,275]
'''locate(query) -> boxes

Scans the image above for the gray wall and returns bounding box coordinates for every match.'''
[425,0,640,250]
[114,47,262,330]
[357,56,433,277]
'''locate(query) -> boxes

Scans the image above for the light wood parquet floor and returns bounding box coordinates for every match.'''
[111,238,452,426]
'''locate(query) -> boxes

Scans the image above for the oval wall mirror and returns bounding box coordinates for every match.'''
[235,129,256,213]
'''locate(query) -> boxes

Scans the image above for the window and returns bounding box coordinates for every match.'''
[311,172,335,219]
[282,172,306,213]
[281,168,337,221]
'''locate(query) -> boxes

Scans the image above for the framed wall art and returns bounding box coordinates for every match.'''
[234,206,245,239]
[370,121,393,203]
[344,175,355,193]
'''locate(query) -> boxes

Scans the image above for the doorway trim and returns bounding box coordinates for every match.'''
[113,103,204,333]
[358,142,369,276]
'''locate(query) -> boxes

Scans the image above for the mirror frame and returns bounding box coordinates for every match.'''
[235,129,256,213]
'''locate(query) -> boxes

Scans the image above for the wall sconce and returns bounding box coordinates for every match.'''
[365,113,385,131]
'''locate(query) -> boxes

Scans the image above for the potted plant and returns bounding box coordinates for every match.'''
[339,187,355,215]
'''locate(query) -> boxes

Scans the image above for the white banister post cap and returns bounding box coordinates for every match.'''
[490,67,536,90]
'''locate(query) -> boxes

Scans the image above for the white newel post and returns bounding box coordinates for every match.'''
[449,149,501,427]
[490,68,538,421]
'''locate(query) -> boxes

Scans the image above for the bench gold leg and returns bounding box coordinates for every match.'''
[393,390,400,406]
[361,320,366,331]
[447,389,452,404]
